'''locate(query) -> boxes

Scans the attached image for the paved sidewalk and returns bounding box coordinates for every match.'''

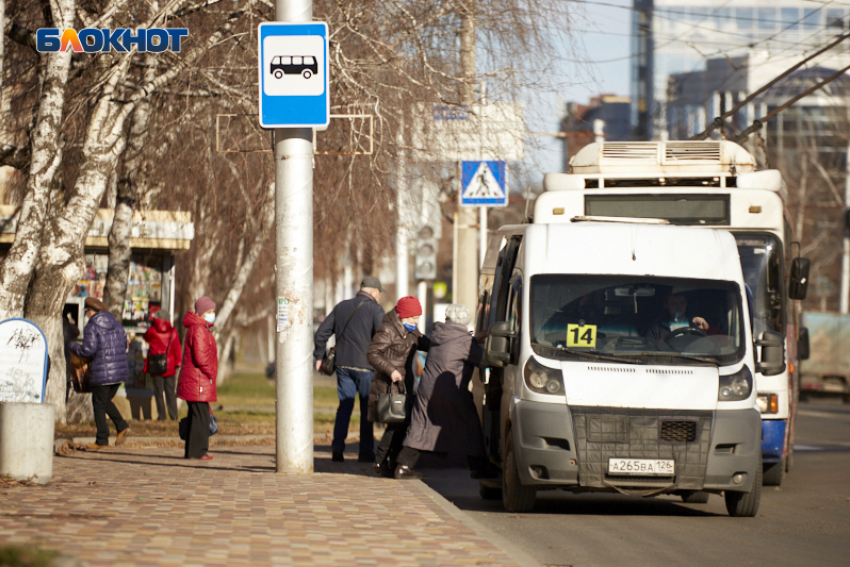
[0,446,532,567]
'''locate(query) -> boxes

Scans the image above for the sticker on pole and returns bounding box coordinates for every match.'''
[277,297,290,333]
[258,22,329,129]
[0,318,49,403]
[461,161,507,207]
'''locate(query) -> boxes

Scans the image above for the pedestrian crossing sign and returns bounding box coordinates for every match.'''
[461,161,507,207]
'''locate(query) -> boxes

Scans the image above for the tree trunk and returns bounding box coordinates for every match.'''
[216,328,237,385]
[212,183,275,340]
[104,55,156,318]
[0,0,75,321]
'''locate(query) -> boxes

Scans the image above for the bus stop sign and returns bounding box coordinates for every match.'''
[258,22,329,129]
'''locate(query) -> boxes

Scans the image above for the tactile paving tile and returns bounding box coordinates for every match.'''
[0,446,521,567]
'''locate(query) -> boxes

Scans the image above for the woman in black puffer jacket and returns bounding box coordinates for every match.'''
[69,297,131,450]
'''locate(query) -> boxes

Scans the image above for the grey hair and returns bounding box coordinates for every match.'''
[445,303,472,326]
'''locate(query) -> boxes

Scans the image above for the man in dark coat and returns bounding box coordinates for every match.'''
[395,304,495,480]
[69,297,131,450]
[313,276,386,463]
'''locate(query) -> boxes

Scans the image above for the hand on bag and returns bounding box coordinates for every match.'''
[390,370,403,383]
[315,360,322,372]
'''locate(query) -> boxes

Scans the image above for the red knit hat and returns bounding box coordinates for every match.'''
[395,296,422,319]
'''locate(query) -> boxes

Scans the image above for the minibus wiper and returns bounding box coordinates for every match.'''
[533,344,643,364]
[638,351,719,365]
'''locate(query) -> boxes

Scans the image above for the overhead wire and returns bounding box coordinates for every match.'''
[691,29,850,139]
[561,0,849,63]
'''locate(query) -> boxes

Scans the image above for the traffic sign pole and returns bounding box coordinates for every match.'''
[273,0,314,474]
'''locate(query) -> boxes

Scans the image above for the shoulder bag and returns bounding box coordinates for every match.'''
[148,330,174,376]
[69,352,92,394]
[319,299,367,376]
[376,380,409,423]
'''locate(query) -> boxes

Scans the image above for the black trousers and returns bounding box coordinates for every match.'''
[91,383,129,446]
[397,446,490,473]
[375,422,407,467]
[185,401,210,458]
[152,374,178,420]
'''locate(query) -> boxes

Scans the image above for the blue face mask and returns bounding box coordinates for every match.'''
[403,322,417,332]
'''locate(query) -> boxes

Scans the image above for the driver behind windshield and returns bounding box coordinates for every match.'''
[646,292,717,341]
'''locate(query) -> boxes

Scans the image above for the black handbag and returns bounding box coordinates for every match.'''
[148,330,174,376]
[376,380,409,423]
[179,411,218,440]
[319,300,367,376]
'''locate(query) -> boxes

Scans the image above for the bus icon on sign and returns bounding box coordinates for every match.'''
[270,55,318,79]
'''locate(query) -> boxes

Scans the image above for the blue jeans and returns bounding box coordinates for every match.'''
[333,368,374,456]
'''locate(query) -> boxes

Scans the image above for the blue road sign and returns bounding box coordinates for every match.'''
[461,161,507,207]
[258,22,329,129]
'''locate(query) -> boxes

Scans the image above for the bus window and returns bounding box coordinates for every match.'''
[735,234,785,337]
[293,56,303,65]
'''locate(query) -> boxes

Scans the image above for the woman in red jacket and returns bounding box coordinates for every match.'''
[143,310,182,421]
[177,296,218,460]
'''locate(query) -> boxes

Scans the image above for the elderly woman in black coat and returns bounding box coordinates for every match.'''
[394,304,496,480]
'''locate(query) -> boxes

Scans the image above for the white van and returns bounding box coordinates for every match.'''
[474,219,783,517]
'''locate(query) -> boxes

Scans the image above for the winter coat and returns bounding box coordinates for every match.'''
[177,311,218,403]
[366,309,429,422]
[143,318,182,377]
[314,292,385,370]
[403,321,486,456]
[69,311,129,386]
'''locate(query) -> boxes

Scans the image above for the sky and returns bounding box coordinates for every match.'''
[523,0,634,183]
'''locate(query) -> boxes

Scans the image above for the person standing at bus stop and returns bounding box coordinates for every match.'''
[313,276,386,463]
[143,310,182,421]
[178,297,218,460]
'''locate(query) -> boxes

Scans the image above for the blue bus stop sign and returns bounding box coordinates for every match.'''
[258,22,329,129]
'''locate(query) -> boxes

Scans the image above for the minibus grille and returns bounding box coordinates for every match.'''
[570,406,712,490]
[659,420,698,443]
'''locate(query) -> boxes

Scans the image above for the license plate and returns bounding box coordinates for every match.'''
[608,458,674,476]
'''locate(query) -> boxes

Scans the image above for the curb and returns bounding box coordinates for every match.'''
[54,432,361,452]
[412,480,541,567]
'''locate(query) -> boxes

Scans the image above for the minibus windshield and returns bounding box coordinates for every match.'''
[530,275,746,366]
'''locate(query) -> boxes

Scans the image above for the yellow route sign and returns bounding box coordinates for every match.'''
[567,324,597,348]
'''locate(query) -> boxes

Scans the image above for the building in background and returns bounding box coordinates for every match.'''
[561,95,631,171]
[632,0,850,140]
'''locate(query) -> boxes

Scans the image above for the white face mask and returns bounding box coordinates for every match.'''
[204,313,216,324]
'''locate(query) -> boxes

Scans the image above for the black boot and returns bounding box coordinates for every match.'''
[394,465,423,480]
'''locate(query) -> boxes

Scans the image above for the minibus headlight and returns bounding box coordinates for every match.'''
[756,393,779,414]
[719,365,753,402]
[524,356,564,395]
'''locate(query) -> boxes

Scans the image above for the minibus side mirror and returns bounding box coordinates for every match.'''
[797,327,810,361]
[756,331,786,376]
[789,257,810,300]
[485,321,516,368]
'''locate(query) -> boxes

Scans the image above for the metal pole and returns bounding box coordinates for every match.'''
[395,123,409,301]
[841,143,850,314]
[274,0,313,474]
[455,4,478,314]
[417,281,427,333]
[452,210,459,301]
[479,206,487,269]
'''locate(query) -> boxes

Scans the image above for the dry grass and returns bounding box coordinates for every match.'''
[55,372,348,440]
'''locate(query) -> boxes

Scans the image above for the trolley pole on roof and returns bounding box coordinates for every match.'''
[273,0,314,474]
